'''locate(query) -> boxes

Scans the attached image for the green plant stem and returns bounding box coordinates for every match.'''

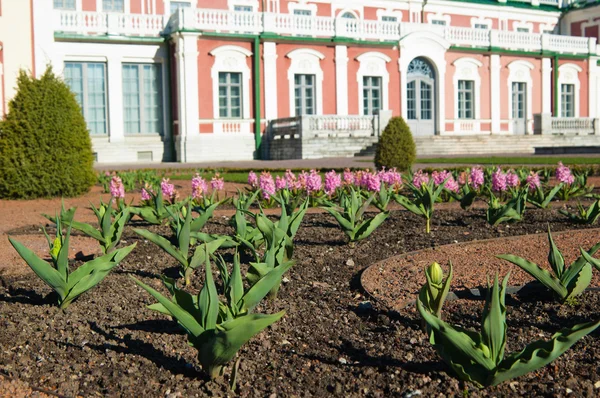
[426,218,430,234]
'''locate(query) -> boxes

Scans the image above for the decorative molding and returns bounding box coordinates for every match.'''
[227,0,259,11]
[427,12,451,25]
[376,9,403,22]
[470,16,492,29]
[558,63,582,117]
[287,1,317,15]
[452,57,482,132]
[513,21,534,32]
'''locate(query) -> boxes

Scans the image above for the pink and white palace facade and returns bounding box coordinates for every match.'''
[3,0,600,163]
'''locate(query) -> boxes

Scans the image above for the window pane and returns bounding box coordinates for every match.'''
[294,74,316,116]
[86,63,107,134]
[54,0,76,10]
[218,72,243,119]
[234,5,253,12]
[123,65,141,134]
[407,81,416,120]
[103,0,124,12]
[64,63,84,110]
[381,16,397,22]
[170,1,191,14]
[293,9,312,16]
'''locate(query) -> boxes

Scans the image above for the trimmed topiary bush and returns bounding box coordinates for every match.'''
[0,67,96,199]
[374,116,417,172]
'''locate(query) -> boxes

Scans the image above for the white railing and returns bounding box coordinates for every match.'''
[551,117,595,133]
[199,119,255,134]
[540,0,560,5]
[53,8,596,56]
[194,9,262,34]
[264,13,335,37]
[306,115,374,132]
[54,10,164,36]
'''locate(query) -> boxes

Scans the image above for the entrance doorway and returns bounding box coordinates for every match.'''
[406,57,436,136]
[511,82,527,135]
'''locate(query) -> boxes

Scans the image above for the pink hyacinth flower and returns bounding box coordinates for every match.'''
[192,174,207,200]
[248,171,258,188]
[110,176,125,199]
[556,162,575,185]
[161,178,176,199]
[275,176,287,191]
[259,171,276,200]
[324,170,342,196]
[343,168,355,185]
[211,173,225,191]
[506,171,520,188]
[491,167,507,192]
[412,170,430,187]
[526,171,541,191]
[470,167,485,190]
[306,169,322,194]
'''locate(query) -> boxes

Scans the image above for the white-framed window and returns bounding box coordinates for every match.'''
[356,51,391,117]
[471,16,491,30]
[507,60,534,134]
[169,1,192,14]
[558,63,582,118]
[287,49,324,117]
[381,16,397,22]
[341,11,358,19]
[102,0,124,12]
[228,0,258,11]
[363,76,382,115]
[457,80,474,119]
[376,9,402,23]
[54,0,76,10]
[294,74,316,115]
[452,57,482,132]
[210,45,252,132]
[218,72,243,118]
[428,13,450,26]
[122,63,163,135]
[513,21,533,33]
[64,62,108,135]
[561,84,575,117]
[474,23,489,30]
[293,9,312,16]
[540,23,556,34]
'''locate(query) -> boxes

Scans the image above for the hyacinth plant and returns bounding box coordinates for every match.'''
[418,272,600,388]
[559,199,600,225]
[322,187,389,243]
[9,209,136,309]
[555,163,593,201]
[394,174,447,234]
[525,171,563,209]
[497,226,600,303]
[135,203,229,285]
[132,250,291,380]
[419,262,453,318]
[130,187,180,225]
[486,188,527,227]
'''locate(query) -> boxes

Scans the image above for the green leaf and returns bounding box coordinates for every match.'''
[565,262,592,301]
[541,183,563,208]
[394,194,424,216]
[62,261,119,307]
[131,276,204,337]
[547,226,565,278]
[201,251,219,330]
[242,260,294,312]
[67,244,135,289]
[196,311,286,376]
[67,220,105,243]
[134,228,187,266]
[191,203,218,232]
[352,211,389,242]
[8,237,67,300]
[492,319,600,386]
[481,274,508,365]
[496,254,567,299]
[229,252,244,313]
[189,238,228,270]
[580,247,600,271]
[323,207,354,233]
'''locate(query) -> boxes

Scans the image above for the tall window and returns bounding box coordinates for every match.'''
[170,1,191,14]
[103,0,124,12]
[219,72,242,118]
[123,64,163,135]
[294,74,315,116]
[561,84,575,117]
[407,81,416,120]
[64,62,108,135]
[457,80,474,119]
[363,76,382,115]
[54,0,76,10]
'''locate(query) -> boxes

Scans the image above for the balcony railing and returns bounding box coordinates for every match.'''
[53,8,598,55]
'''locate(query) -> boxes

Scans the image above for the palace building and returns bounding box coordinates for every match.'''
[3,0,600,163]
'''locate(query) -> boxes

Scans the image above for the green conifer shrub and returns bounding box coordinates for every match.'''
[0,67,96,199]
[374,116,417,171]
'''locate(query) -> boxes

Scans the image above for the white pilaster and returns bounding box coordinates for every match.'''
[263,42,278,120]
[589,57,600,118]
[542,58,552,115]
[174,32,200,162]
[335,45,348,116]
[107,56,124,142]
[490,54,501,134]
[33,0,57,77]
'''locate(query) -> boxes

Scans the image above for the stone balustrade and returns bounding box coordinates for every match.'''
[534,113,600,135]
[53,8,598,55]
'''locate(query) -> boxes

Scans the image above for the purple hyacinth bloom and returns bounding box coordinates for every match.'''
[211,173,225,191]
[444,176,460,193]
[556,162,575,185]
[343,168,355,185]
[491,168,507,192]
[109,176,125,199]
[379,168,402,188]
[275,176,287,191]
[412,170,430,187]
[324,170,342,196]
[432,170,452,186]
[192,174,207,200]
[161,178,176,199]
[248,171,258,188]
[470,167,485,190]
[259,171,276,199]
[306,169,322,194]
[365,172,381,192]
[506,170,520,188]
[526,171,541,191]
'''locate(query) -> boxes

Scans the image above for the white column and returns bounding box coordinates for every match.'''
[106,55,124,142]
[33,0,56,77]
[335,45,348,115]
[542,58,552,115]
[174,32,200,162]
[263,42,278,120]
[590,57,600,118]
[490,54,501,134]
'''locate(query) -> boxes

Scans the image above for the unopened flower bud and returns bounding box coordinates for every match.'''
[428,262,444,286]
[478,343,491,358]
[50,237,61,260]
[182,206,187,218]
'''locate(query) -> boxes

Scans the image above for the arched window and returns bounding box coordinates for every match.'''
[452,57,482,133]
[356,52,391,115]
[558,63,582,117]
[286,49,325,116]
[342,12,356,19]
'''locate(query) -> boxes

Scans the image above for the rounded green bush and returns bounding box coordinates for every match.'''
[374,116,417,171]
[0,67,96,199]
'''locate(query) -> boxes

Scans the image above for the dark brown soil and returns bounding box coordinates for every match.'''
[2,207,600,397]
